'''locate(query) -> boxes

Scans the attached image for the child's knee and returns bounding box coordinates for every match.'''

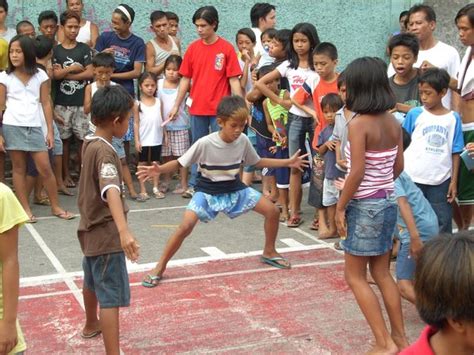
[178,221,196,237]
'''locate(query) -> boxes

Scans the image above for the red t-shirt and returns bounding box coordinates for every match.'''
[400,326,436,355]
[179,37,242,116]
[293,75,339,149]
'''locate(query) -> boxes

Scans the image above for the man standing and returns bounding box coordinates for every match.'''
[388,4,460,110]
[167,6,242,197]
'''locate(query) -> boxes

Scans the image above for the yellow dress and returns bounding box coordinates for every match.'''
[0,183,29,354]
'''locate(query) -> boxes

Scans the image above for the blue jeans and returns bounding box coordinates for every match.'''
[287,113,314,156]
[189,115,220,187]
[415,178,452,234]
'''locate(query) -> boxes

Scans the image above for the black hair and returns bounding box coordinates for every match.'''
[164,54,182,71]
[313,42,338,60]
[60,9,81,26]
[34,35,54,59]
[455,3,474,27]
[217,95,248,122]
[345,57,395,114]
[401,127,411,151]
[235,28,256,44]
[91,86,133,124]
[250,3,276,28]
[408,4,436,23]
[165,11,179,22]
[261,28,276,41]
[137,71,158,104]
[150,10,167,24]
[288,22,320,70]
[337,70,346,90]
[92,52,115,68]
[388,32,419,56]
[321,93,344,113]
[38,10,58,26]
[399,10,409,20]
[7,35,38,75]
[273,28,291,56]
[0,0,8,12]
[257,64,275,80]
[418,67,450,93]
[16,20,34,35]
[114,4,135,24]
[414,232,474,329]
[192,6,219,32]
[66,0,83,4]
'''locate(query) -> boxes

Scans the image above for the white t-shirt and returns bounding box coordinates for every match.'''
[0,69,49,127]
[277,60,319,117]
[388,41,460,109]
[136,98,163,146]
[252,27,264,57]
[402,107,464,185]
[157,79,188,131]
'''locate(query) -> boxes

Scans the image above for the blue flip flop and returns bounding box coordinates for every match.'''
[142,274,162,288]
[260,256,291,269]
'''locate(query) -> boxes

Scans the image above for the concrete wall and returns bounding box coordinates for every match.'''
[424,0,468,56]
[8,0,413,69]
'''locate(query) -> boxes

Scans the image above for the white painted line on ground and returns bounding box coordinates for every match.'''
[20,243,329,287]
[201,247,227,257]
[280,238,305,248]
[288,225,344,255]
[35,205,187,220]
[20,259,344,300]
[24,224,84,307]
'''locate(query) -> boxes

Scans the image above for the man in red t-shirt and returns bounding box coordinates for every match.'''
[167,6,242,193]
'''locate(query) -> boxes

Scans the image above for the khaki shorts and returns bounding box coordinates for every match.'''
[55,105,89,140]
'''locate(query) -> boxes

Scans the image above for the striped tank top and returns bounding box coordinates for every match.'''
[266,90,288,146]
[345,142,398,199]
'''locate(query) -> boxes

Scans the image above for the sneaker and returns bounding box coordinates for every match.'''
[182,187,194,198]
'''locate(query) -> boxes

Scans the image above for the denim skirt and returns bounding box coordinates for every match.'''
[2,124,47,152]
[341,196,397,256]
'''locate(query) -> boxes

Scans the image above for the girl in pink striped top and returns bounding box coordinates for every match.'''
[335,57,408,354]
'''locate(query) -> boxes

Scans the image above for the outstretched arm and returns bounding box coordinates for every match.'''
[136,160,181,182]
[255,149,309,171]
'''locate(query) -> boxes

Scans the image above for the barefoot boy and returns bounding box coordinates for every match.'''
[77,86,139,354]
[139,96,309,287]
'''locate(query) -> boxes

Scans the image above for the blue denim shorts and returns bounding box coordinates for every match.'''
[396,241,415,280]
[52,122,63,156]
[2,124,47,152]
[111,136,126,159]
[82,252,130,308]
[123,116,134,142]
[323,178,339,206]
[341,196,397,256]
[187,187,262,223]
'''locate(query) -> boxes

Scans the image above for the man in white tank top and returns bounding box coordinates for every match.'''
[146,10,180,78]
[58,0,99,48]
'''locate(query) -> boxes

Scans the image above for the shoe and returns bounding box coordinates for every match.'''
[53,211,76,220]
[260,256,291,269]
[136,193,150,202]
[80,330,101,339]
[153,187,165,199]
[286,215,303,228]
[142,274,161,288]
[182,187,194,198]
[33,197,51,206]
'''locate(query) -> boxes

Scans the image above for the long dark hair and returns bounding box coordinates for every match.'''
[288,23,319,69]
[7,35,38,75]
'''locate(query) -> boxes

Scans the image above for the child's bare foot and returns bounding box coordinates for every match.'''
[366,342,398,355]
[318,229,338,239]
[391,334,409,350]
[64,176,76,188]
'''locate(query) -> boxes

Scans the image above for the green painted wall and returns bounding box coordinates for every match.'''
[8,0,414,68]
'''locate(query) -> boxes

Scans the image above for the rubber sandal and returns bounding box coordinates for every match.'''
[81,330,101,339]
[34,197,51,206]
[153,187,165,199]
[310,219,319,230]
[142,274,161,288]
[58,188,75,196]
[334,241,343,251]
[54,211,76,220]
[136,193,150,202]
[26,215,38,223]
[286,215,303,228]
[260,256,291,269]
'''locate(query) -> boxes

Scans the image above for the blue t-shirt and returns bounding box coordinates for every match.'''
[95,31,145,96]
[317,124,343,180]
[394,171,439,243]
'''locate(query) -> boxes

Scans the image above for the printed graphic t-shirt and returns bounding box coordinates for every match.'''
[179,37,242,116]
[53,42,92,106]
[95,31,146,97]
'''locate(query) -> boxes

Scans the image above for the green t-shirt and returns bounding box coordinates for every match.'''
[0,183,29,354]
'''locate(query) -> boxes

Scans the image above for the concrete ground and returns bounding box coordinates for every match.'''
[18,180,426,354]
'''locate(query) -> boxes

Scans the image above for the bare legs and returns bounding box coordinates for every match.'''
[344,252,408,354]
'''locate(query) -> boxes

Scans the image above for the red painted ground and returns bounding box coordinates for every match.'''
[19,248,424,354]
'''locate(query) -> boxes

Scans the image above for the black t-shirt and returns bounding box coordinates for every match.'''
[52,42,92,106]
